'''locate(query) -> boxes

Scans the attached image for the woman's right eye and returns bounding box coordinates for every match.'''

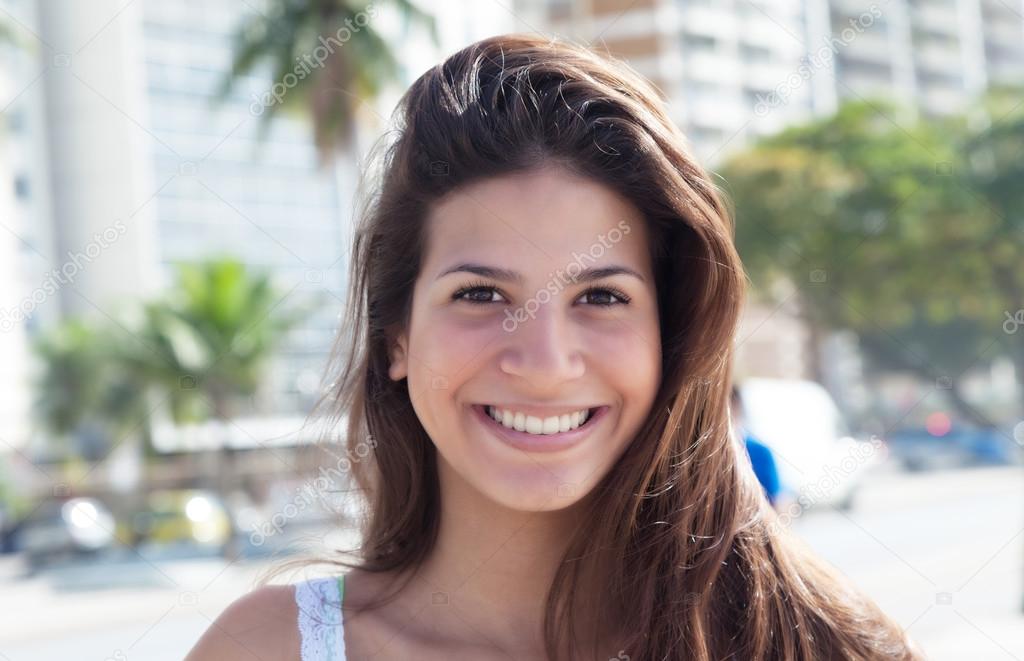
[452,285,505,304]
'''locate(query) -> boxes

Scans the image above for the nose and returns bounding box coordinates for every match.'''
[498,302,585,387]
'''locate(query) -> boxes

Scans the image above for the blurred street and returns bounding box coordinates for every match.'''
[0,526,360,661]
[794,464,1024,660]
[1,463,1021,661]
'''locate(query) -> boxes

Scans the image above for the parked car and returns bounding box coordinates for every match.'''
[13,497,116,570]
[131,489,232,552]
[885,422,1019,472]
[736,378,880,511]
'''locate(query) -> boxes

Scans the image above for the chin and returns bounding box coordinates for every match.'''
[453,452,607,514]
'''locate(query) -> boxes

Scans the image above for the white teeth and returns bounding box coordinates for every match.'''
[559,414,571,433]
[485,405,592,435]
[527,416,545,434]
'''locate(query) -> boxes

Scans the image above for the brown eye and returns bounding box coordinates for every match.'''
[453,284,504,304]
[576,287,630,307]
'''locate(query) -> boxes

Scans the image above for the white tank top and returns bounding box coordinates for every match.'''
[295,575,347,661]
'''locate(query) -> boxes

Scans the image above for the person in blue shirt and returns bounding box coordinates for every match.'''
[730,385,781,508]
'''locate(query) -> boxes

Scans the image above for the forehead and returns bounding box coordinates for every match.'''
[421,166,650,277]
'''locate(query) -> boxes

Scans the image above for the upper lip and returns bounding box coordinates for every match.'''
[477,403,601,418]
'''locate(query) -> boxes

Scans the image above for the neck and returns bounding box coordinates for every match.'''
[409,456,587,656]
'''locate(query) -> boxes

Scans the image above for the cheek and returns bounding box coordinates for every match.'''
[433,312,497,360]
[407,311,500,396]
[583,321,661,397]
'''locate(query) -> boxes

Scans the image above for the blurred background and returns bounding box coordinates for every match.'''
[0,0,1021,659]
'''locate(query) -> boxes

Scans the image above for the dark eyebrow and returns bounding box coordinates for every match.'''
[436,262,646,284]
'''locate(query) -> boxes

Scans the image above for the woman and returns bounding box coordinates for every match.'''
[187,34,922,660]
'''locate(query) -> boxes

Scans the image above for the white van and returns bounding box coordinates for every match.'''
[736,378,881,510]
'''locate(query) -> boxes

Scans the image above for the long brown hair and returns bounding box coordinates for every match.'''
[304,33,922,660]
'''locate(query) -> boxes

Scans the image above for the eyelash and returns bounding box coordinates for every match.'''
[451,280,632,307]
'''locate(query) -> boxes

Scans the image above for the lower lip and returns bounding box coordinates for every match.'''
[471,404,609,454]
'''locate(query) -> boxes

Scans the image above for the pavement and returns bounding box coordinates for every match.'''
[792,464,1024,660]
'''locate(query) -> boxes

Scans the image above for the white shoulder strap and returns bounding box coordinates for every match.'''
[295,576,347,661]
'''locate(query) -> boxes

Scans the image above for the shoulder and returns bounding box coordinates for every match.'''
[185,584,300,661]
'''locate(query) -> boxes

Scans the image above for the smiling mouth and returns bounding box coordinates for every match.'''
[479,404,601,435]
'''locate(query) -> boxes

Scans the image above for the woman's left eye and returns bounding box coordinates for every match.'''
[577,287,630,307]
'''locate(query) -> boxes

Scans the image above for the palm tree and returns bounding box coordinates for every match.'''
[122,258,312,425]
[117,258,314,519]
[33,319,150,461]
[219,0,437,162]
[34,258,310,463]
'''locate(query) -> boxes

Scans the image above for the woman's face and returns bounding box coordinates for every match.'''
[388,164,661,512]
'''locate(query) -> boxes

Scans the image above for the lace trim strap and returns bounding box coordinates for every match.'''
[296,575,347,661]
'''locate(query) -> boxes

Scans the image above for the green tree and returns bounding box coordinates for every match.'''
[32,319,149,459]
[219,0,437,161]
[116,258,314,532]
[720,96,1021,425]
[34,259,312,495]
[956,86,1024,408]
[120,258,311,425]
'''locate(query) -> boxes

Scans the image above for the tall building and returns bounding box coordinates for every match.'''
[23,0,352,419]
[0,0,54,452]
[516,0,1024,163]
[514,0,824,163]
[829,0,1024,117]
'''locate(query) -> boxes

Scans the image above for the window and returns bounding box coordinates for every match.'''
[684,33,718,53]
[740,43,773,63]
[14,175,30,200]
